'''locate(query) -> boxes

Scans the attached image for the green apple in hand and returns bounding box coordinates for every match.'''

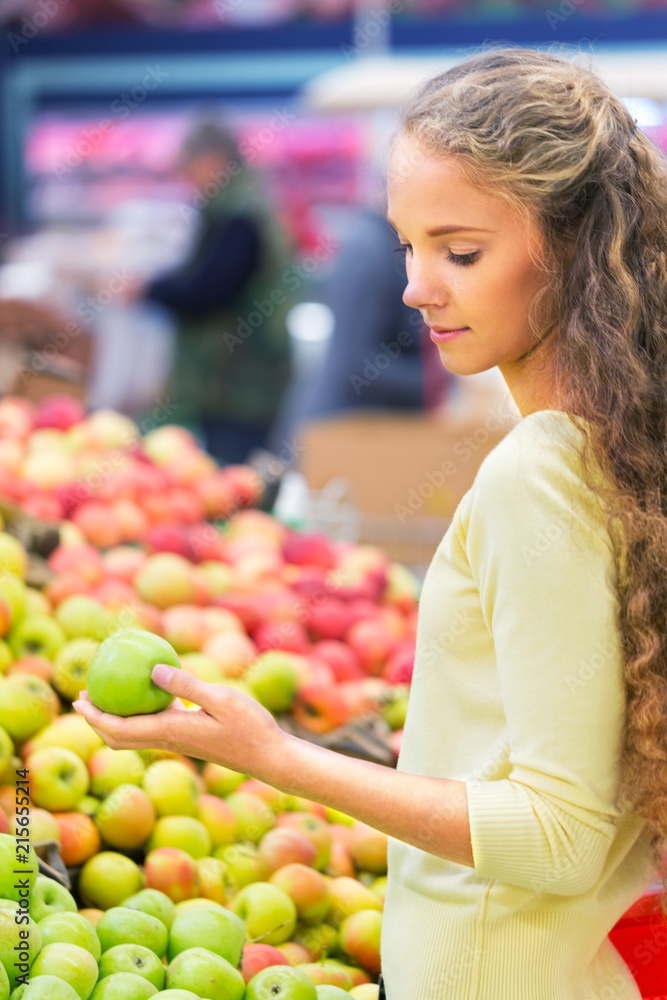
[30,942,98,1000]
[37,911,101,960]
[167,905,245,965]
[30,874,77,922]
[165,947,245,1000]
[245,966,317,1000]
[98,944,165,990]
[86,629,180,716]
[8,974,80,999]
[121,888,175,930]
[89,972,157,999]
[0,834,39,903]
[95,907,167,958]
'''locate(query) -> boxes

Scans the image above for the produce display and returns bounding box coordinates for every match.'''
[0,395,420,997]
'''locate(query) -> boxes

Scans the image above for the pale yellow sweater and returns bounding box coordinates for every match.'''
[382,410,656,1000]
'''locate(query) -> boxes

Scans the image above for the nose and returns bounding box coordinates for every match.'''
[402,254,447,312]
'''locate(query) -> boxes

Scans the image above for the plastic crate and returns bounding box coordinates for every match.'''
[609,890,667,997]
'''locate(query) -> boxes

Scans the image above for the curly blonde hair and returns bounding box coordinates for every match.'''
[398,47,667,907]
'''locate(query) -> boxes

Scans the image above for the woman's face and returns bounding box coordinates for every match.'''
[387,135,559,411]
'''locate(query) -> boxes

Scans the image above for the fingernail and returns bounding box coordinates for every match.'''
[72,701,83,712]
[152,664,174,685]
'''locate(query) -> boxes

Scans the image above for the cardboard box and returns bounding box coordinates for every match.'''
[299,405,517,569]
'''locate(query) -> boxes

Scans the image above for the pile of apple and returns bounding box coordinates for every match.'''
[0,394,262,553]
[0,711,386,999]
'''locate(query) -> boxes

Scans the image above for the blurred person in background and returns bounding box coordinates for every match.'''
[134,121,294,465]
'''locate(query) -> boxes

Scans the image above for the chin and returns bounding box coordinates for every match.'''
[435,347,495,378]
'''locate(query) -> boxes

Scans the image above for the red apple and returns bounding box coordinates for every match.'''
[240,942,290,984]
[144,847,199,902]
[311,640,364,682]
[339,909,382,974]
[254,619,310,655]
[306,599,351,642]
[275,813,331,871]
[258,828,317,873]
[49,544,105,585]
[202,631,257,678]
[347,823,388,875]
[292,684,351,734]
[197,794,237,848]
[102,546,146,582]
[283,532,338,570]
[269,863,331,924]
[345,620,397,676]
[95,784,156,850]
[53,811,101,866]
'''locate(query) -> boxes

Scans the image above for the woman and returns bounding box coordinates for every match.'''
[74,49,667,998]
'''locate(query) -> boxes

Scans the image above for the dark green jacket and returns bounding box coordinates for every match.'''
[147,172,294,425]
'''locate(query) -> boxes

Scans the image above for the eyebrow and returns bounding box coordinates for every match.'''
[386,219,494,237]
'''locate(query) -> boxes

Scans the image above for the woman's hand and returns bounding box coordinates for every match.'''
[72,665,284,779]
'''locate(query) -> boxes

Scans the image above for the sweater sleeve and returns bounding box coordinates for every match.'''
[463,416,625,896]
[144,215,261,318]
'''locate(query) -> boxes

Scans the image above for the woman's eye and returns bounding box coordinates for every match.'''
[447,250,481,267]
[394,244,412,256]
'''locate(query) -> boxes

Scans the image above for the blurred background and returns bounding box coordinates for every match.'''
[1,0,666,562]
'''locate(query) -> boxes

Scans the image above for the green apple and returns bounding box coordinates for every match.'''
[78,852,143,911]
[23,714,103,763]
[225,792,275,844]
[30,874,77,922]
[380,686,409,731]
[245,966,317,1000]
[0,675,59,741]
[0,835,39,903]
[52,639,99,702]
[315,988,350,1000]
[0,906,41,990]
[86,630,180,716]
[348,986,379,999]
[152,993,198,1000]
[98,944,165,990]
[95,907,167,958]
[230,882,297,946]
[0,727,13,783]
[27,747,89,811]
[8,614,66,662]
[89,748,145,798]
[147,816,210,859]
[213,842,268,890]
[0,574,26,624]
[0,534,27,579]
[121,889,174,930]
[167,905,245,965]
[201,762,246,797]
[142,760,199,817]
[37,911,101,960]
[30,942,98,1000]
[89,972,157,999]
[8,974,80,999]
[246,653,298,713]
[55,596,112,643]
[165,947,245,1000]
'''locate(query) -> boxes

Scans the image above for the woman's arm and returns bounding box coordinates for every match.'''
[73,666,473,869]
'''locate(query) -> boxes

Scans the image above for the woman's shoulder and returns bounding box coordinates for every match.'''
[475,410,588,486]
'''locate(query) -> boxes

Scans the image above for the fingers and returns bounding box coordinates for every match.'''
[151,664,221,714]
[71,698,169,751]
